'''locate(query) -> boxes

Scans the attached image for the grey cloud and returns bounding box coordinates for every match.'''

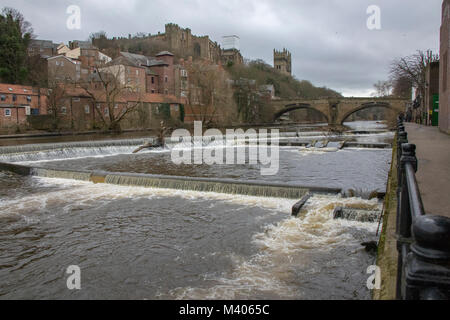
[0,0,443,96]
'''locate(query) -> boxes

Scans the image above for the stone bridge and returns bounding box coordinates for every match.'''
[271,97,410,126]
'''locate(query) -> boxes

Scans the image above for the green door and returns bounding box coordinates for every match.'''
[432,94,439,126]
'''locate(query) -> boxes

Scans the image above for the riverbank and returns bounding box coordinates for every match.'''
[404,123,450,218]
[373,135,398,300]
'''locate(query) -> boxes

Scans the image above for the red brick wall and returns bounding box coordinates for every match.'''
[125,66,146,93]
[146,74,160,93]
[0,85,47,129]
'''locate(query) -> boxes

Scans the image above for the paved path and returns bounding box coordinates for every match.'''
[404,123,450,218]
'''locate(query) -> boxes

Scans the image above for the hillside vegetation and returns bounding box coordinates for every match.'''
[226,59,342,99]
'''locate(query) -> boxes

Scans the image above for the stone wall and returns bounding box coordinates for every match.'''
[439,0,450,133]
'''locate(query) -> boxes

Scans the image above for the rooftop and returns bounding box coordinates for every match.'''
[120,52,168,67]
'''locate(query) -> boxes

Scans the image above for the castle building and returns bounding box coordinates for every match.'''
[273,48,292,76]
[99,24,243,66]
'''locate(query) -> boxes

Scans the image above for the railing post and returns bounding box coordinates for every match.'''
[396,143,416,299]
[399,144,417,238]
[404,215,450,299]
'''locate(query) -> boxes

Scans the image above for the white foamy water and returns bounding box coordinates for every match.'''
[161,195,380,300]
[0,176,379,299]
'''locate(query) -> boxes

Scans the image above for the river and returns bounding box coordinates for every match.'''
[0,121,393,299]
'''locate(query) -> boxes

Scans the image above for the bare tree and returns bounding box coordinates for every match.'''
[45,81,69,130]
[391,75,412,98]
[80,65,143,132]
[372,80,393,97]
[185,61,236,125]
[390,50,439,103]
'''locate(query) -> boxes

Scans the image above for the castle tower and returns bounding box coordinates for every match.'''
[273,48,292,76]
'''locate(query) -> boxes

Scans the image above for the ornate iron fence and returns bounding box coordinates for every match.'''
[396,118,450,299]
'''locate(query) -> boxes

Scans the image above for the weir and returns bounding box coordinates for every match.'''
[31,168,92,181]
[104,173,314,198]
[0,162,342,198]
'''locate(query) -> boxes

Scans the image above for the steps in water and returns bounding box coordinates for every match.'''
[333,206,381,222]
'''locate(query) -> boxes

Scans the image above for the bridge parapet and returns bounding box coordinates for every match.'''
[271,97,410,125]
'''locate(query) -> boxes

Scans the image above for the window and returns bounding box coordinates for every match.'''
[114,104,119,109]
[61,106,67,114]
[61,61,64,66]
[136,70,139,75]
[4,109,11,117]
[12,95,17,102]
[165,89,168,95]
[151,89,155,94]
[0,95,5,101]
[84,105,90,114]
[26,96,31,102]
[165,76,168,83]
[151,77,154,84]
[73,97,80,102]
[55,61,60,66]
[104,108,109,115]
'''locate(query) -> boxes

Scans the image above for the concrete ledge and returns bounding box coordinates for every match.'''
[373,134,398,300]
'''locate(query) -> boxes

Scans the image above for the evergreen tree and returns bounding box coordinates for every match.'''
[0,7,33,84]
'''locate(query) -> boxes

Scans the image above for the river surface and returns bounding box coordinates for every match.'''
[0,121,392,299]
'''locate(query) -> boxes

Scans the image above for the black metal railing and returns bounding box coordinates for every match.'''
[395,118,450,300]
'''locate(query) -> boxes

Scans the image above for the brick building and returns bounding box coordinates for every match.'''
[0,84,47,130]
[105,51,176,95]
[48,55,84,83]
[439,0,450,133]
[55,87,185,131]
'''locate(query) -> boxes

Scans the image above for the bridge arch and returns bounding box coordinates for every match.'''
[274,103,329,122]
[339,102,399,125]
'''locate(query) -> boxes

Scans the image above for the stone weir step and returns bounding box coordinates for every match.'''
[0,162,345,199]
[276,141,391,148]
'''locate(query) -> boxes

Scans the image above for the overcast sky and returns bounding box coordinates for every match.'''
[1,0,444,96]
